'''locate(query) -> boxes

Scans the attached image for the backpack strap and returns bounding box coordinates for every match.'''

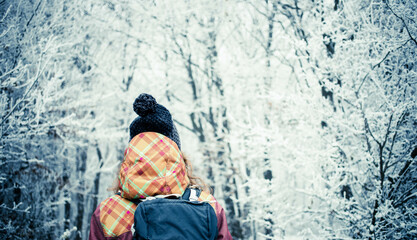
[189,188,199,201]
[181,187,202,201]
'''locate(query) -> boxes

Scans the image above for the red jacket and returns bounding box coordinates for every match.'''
[89,132,232,240]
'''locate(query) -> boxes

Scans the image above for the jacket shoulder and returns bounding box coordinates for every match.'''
[99,195,137,238]
[197,191,217,214]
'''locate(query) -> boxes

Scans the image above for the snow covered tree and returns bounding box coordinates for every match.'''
[1,1,127,238]
[1,0,415,239]
[282,0,417,238]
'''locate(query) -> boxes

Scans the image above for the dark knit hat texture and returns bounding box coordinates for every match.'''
[129,93,181,149]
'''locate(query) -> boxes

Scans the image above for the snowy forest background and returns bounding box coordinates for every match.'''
[1,0,416,239]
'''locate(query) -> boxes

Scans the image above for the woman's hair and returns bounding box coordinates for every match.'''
[182,153,211,193]
[107,170,121,193]
[108,153,211,194]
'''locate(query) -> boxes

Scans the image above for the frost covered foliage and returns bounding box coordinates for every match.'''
[1,0,125,239]
[291,0,417,238]
[1,0,416,239]
[0,1,74,238]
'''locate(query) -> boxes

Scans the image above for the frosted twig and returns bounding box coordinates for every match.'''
[356,39,412,95]
[0,25,12,38]
[0,159,44,166]
[60,227,77,239]
[0,202,31,213]
[1,53,51,132]
[25,0,43,28]
[0,4,11,23]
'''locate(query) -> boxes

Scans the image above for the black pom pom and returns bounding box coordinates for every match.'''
[133,93,157,117]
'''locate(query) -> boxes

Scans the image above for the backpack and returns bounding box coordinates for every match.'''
[131,188,218,240]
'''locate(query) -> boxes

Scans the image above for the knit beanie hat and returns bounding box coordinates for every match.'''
[129,93,181,149]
